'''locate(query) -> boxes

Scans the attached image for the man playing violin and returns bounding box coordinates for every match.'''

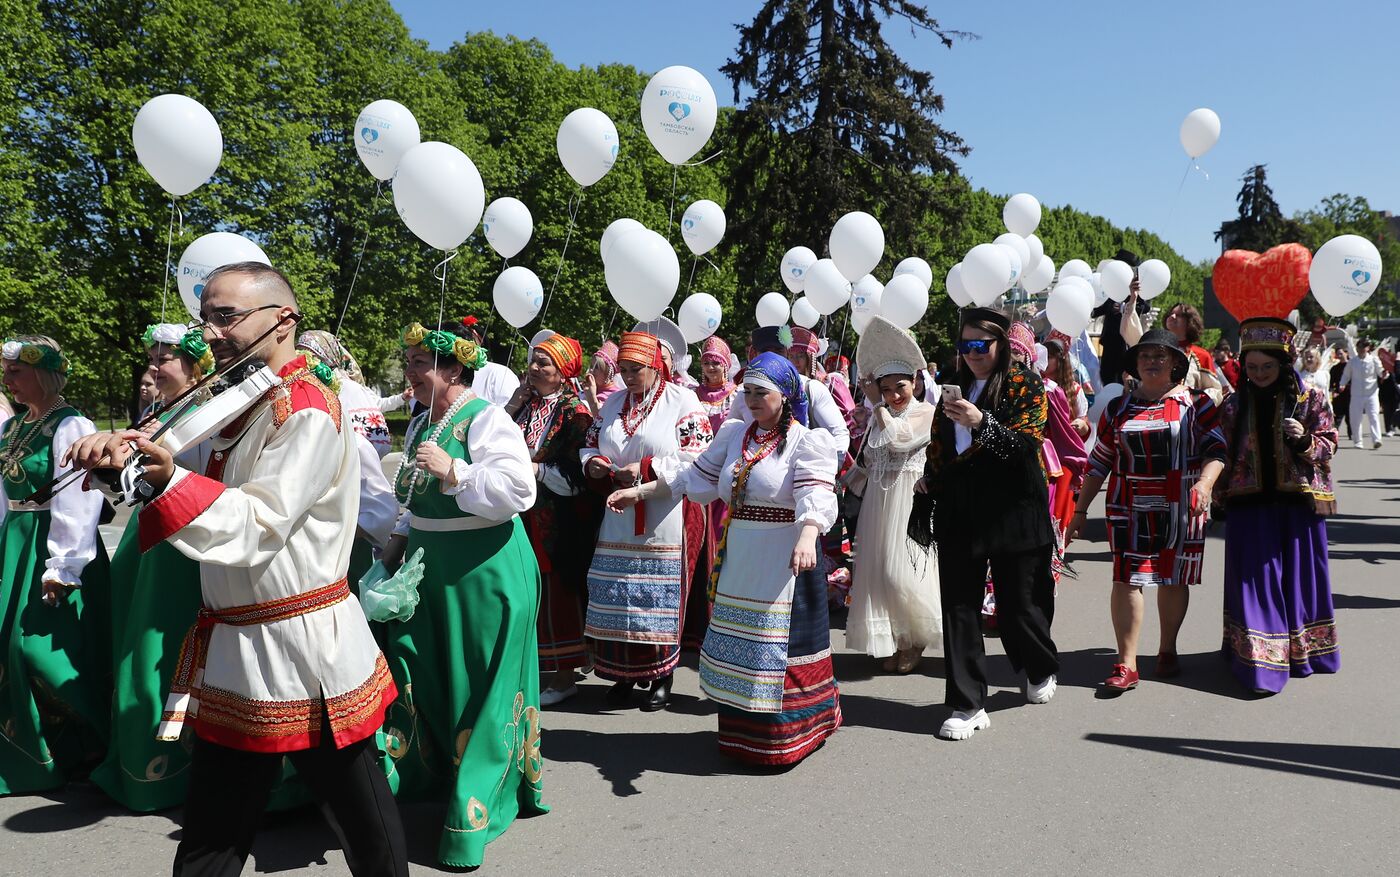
[66,262,407,877]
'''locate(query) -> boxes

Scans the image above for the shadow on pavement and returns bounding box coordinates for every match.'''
[1333,591,1400,609]
[1083,734,1400,790]
[544,729,732,797]
[0,784,129,833]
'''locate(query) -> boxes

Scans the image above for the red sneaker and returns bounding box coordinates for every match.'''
[1103,663,1139,692]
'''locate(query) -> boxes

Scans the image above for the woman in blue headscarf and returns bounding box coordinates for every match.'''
[608,353,841,766]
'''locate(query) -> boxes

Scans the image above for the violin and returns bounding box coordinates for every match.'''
[21,313,301,507]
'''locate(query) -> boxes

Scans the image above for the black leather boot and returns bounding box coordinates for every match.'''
[641,674,672,712]
[604,680,635,707]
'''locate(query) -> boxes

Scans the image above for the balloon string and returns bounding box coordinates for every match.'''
[159,197,179,324]
[1163,157,1193,236]
[427,248,459,419]
[682,149,724,167]
[541,188,582,322]
[334,179,384,336]
[685,256,699,294]
[603,305,619,346]
[666,165,679,241]
[833,310,849,362]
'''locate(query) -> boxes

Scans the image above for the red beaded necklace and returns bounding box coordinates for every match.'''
[621,377,666,438]
[729,420,788,512]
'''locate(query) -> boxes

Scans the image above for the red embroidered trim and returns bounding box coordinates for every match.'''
[138,472,226,552]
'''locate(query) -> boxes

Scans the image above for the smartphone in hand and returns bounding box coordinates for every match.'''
[940,384,964,405]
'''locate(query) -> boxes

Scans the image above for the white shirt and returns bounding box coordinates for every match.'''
[338,378,394,457]
[684,419,837,529]
[37,415,102,586]
[954,380,987,455]
[1340,353,1382,397]
[727,376,850,454]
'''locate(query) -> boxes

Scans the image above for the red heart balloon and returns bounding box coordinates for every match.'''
[1212,244,1313,322]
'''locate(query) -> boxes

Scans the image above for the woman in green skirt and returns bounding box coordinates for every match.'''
[380,321,547,869]
[0,335,111,795]
[90,324,212,811]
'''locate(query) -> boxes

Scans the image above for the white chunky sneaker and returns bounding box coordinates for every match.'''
[539,684,578,707]
[938,709,990,740]
[1024,674,1057,704]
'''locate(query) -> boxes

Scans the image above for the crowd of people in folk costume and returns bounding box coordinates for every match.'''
[0,251,1370,873]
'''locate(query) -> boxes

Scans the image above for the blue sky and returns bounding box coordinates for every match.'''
[391,1,1397,265]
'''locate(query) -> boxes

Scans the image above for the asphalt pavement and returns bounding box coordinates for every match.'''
[4,443,1397,875]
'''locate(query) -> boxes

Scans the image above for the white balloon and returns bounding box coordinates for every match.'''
[893,257,933,289]
[1179,108,1221,159]
[353,99,421,182]
[177,232,270,319]
[1087,382,1125,449]
[829,212,885,282]
[804,258,852,315]
[604,228,680,321]
[557,107,619,187]
[1023,234,1045,274]
[131,94,223,197]
[482,197,533,259]
[946,263,972,307]
[1100,259,1134,302]
[995,233,1030,279]
[1003,193,1041,237]
[492,266,544,328]
[849,274,885,334]
[1093,280,1109,308]
[1046,278,1095,336]
[963,243,1013,307]
[640,66,717,165]
[1088,272,1104,304]
[1137,258,1172,300]
[881,273,928,330]
[791,296,820,329]
[1022,255,1055,294]
[680,199,726,256]
[393,142,485,250]
[1059,258,1092,281]
[755,292,790,328]
[601,218,644,263]
[1309,235,1383,317]
[678,293,723,343]
[781,246,818,293]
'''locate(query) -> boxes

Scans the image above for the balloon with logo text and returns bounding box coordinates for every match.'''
[780,246,818,293]
[680,199,725,256]
[493,266,544,328]
[678,292,723,344]
[483,197,533,259]
[1309,235,1382,317]
[353,99,420,181]
[132,94,223,196]
[640,66,717,165]
[557,107,619,187]
[604,227,679,321]
[177,233,270,319]
[849,274,885,334]
[393,142,485,251]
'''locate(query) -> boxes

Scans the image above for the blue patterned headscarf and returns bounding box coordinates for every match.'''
[742,351,808,426]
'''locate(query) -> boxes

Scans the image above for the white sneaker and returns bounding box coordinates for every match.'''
[1353,443,1365,450]
[1024,674,1057,704]
[540,684,578,707]
[938,709,990,740]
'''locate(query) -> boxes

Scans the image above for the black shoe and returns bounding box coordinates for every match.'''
[604,681,635,707]
[641,674,672,712]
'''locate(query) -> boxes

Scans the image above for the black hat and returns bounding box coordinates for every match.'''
[1125,328,1188,379]
[750,325,792,353]
[960,306,1011,333]
[1114,248,1142,268]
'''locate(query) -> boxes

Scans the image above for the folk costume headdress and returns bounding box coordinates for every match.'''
[400,322,488,371]
[856,316,924,381]
[144,323,216,376]
[2,338,70,376]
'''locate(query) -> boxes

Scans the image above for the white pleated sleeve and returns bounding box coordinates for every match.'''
[43,415,101,585]
[443,402,536,520]
[793,428,838,530]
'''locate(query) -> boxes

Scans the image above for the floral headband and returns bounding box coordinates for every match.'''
[400,323,488,371]
[143,323,215,376]
[2,339,70,376]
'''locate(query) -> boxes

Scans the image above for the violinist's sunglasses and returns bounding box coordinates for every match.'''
[194,304,284,333]
[957,339,994,355]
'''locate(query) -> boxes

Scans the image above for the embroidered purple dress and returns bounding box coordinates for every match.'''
[1213,379,1340,693]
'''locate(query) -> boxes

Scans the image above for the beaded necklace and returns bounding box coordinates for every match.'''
[621,378,665,438]
[394,388,472,499]
[728,420,787,513]
[2,396,66,482]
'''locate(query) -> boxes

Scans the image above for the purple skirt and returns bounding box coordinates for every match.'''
[1221,502,1340,693]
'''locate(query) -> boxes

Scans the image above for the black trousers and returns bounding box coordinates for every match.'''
[173,713,408,877]
[939,542,1059,712]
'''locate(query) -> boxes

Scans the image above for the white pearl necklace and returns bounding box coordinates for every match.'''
[395,389,472,497]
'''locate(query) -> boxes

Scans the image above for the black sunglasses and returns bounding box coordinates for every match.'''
[957,339,994,355]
